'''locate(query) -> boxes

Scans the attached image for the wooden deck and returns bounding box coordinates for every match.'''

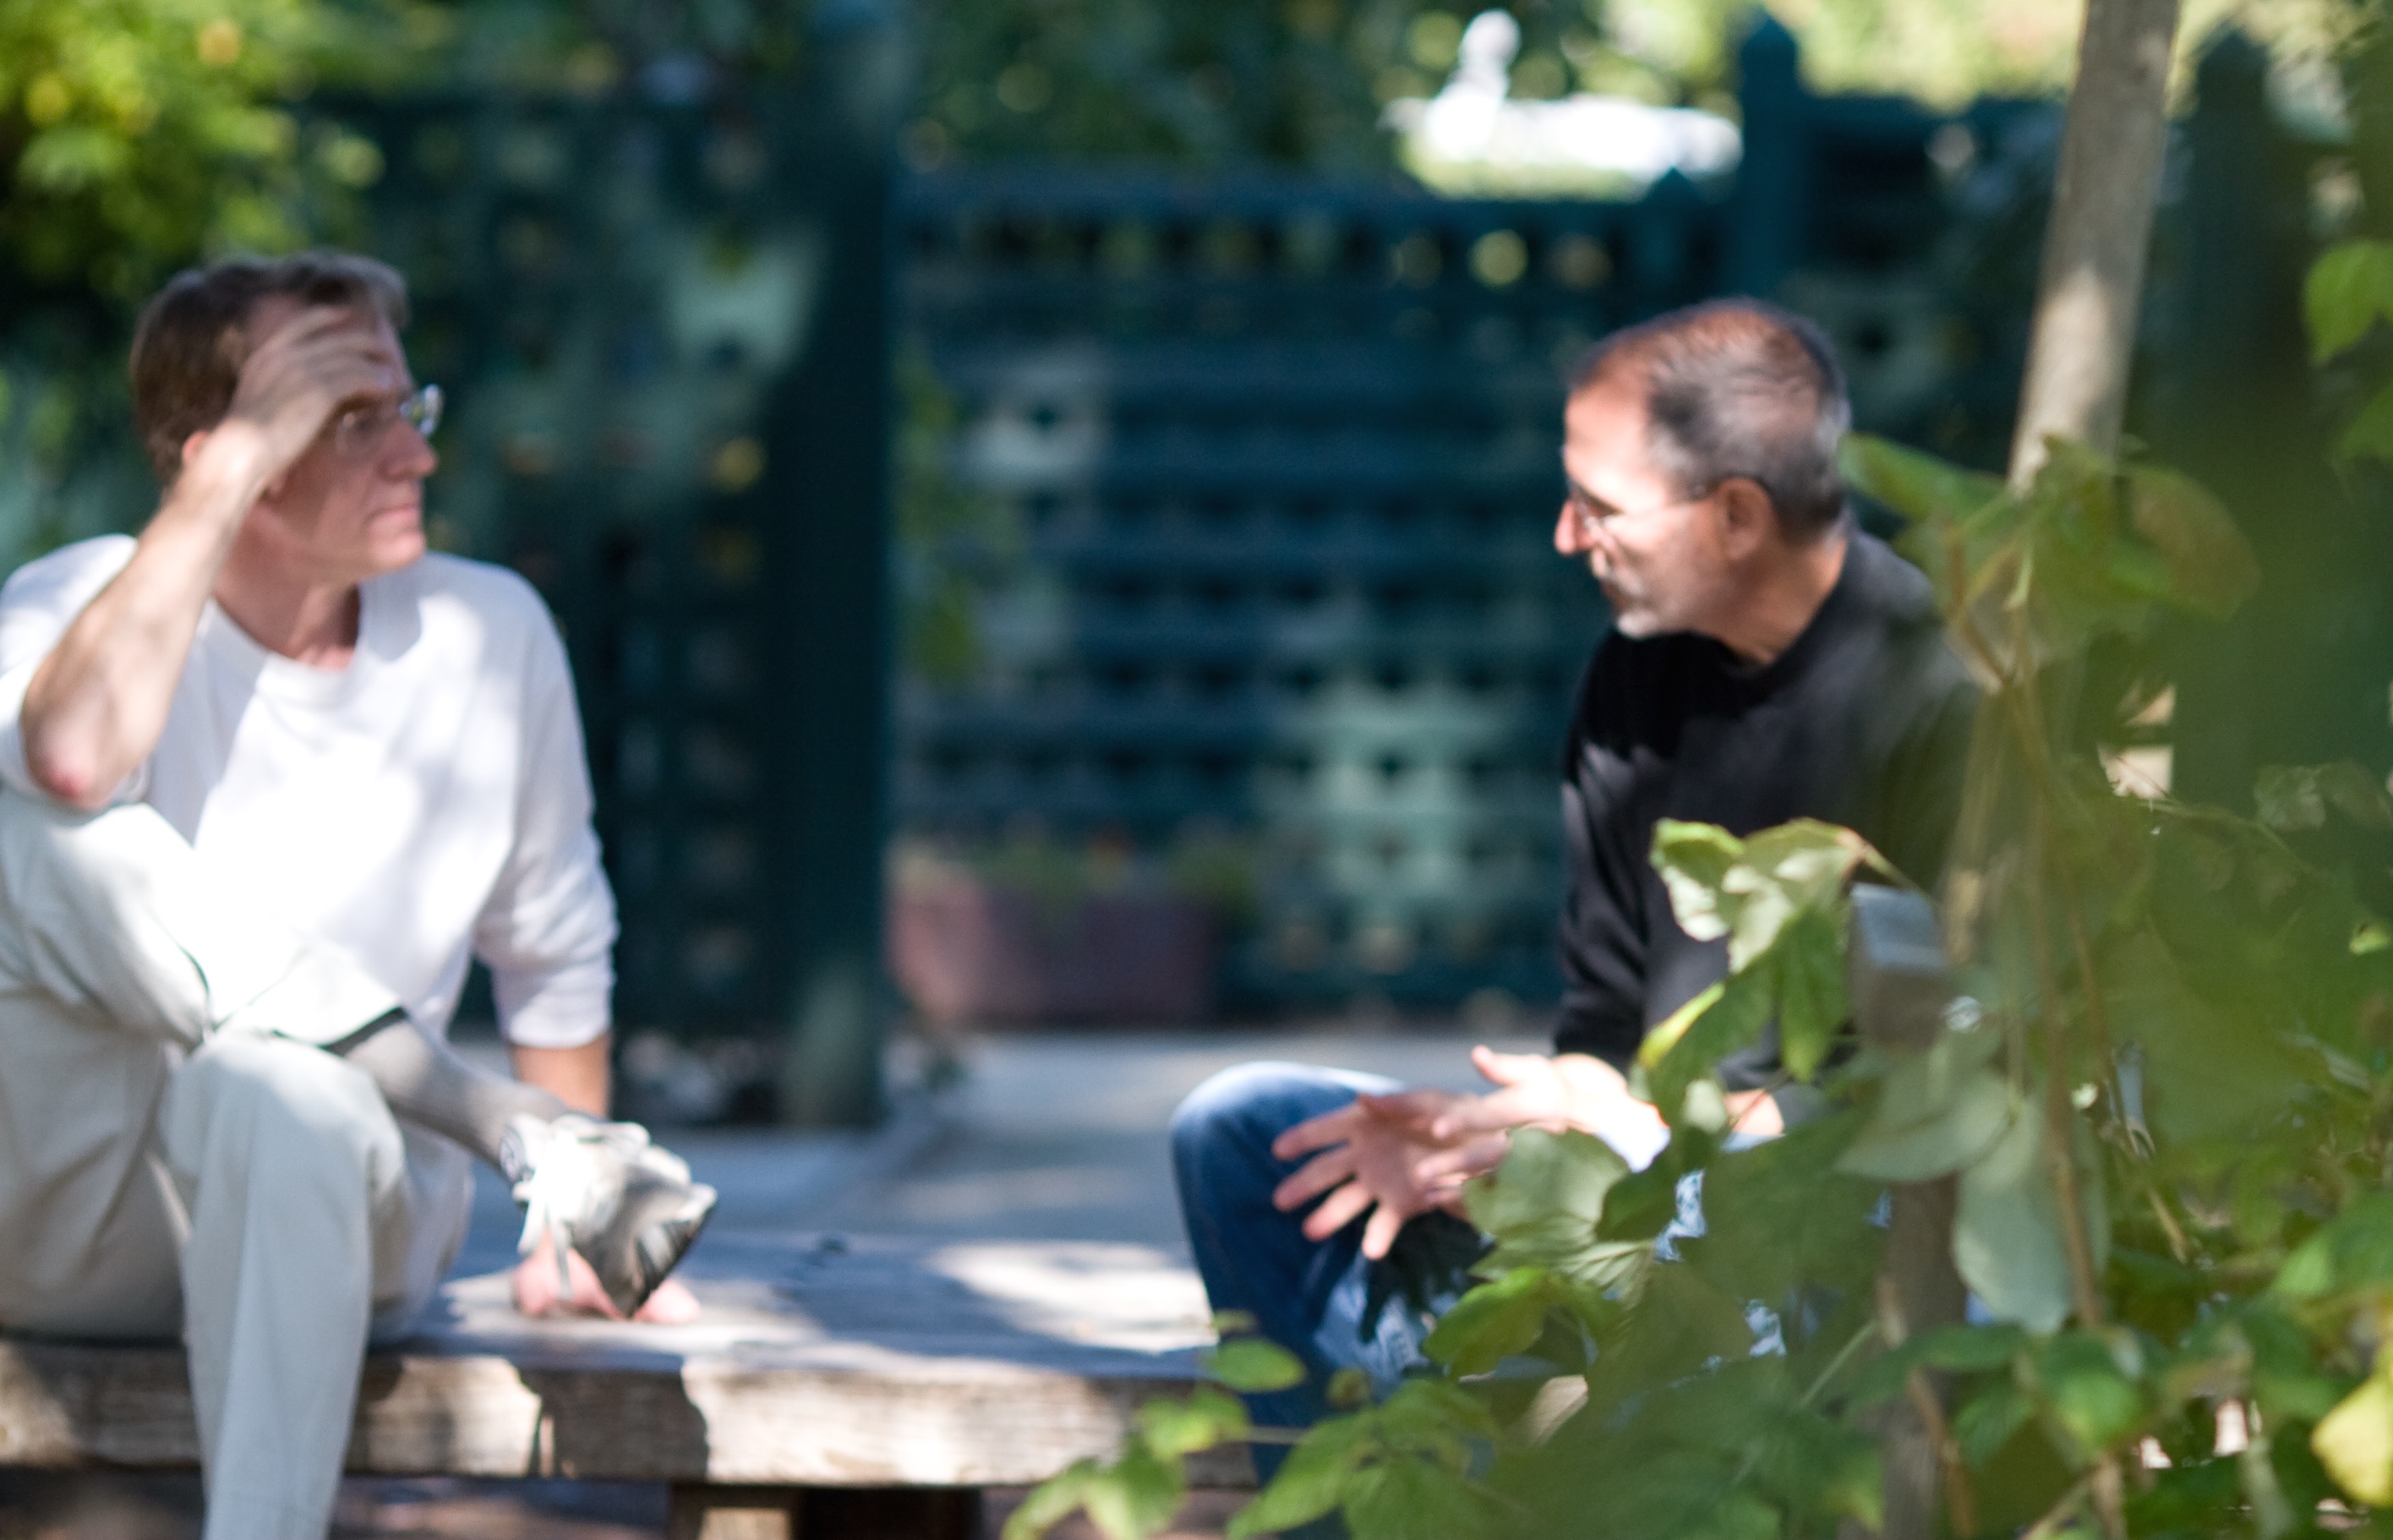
[0,1235,1253,1494]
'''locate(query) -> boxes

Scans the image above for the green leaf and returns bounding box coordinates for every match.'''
[2256,762,2393,833]
[1849,1324,2028,1411]
[2257,765,2330,831]
[1375,1376,1505,1447]
[1649,817,1869,970]
[1953,1379,2037,1466]
[1339,1458,1510,1540]
[1914,1322,2030,1373]
[1466,1128,1653,1289]
[1467,1128,1624,1239]
[1838,1062,2011,1182]
[2335,378,2393,465]
[1652,821,1746,943]
[1138,1389,1249,1459]
[1742,820,1873,910]
[1729,820,1868,969]
[1423,1266,1560,1376]
[1584,1264,1757,1417]
[1643,819,1869,1110]
[1079,1446,1187,1540]
[1226,1424,1361,1538]
[1953,1097,2073,1335]
[2031,1333,2147,1462]
[2123,462,2258,620]
[1637,980,1724,1076]
[1647,970,1774,1122]
[2109,929,2309,1143]
[1004,1461,1101,1540]
[1773,904,1848,1081]
[2316,1373,2393,1506]
[2272,1193,2393,1302]
[1206,1338,1306,1394]
[1598,1160,1689,1243]
[1684,1113,1883,1301]
[1816,1438,1887,1533]
[1838,432,2007,523]
[1596,1116,1718,1244]
[2305,239,2393,363]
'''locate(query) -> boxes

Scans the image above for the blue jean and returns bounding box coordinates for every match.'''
[1170,1062,1452,1455]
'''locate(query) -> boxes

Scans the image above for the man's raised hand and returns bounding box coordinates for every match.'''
[205,305,404,482]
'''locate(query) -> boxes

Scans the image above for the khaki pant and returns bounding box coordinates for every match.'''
[0,789,475,1540]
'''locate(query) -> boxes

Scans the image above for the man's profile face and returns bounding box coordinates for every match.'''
[1554,375,1730,639]
[238,298,435,587]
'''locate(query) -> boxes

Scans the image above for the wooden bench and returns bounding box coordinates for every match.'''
[0,1234,1253,1539]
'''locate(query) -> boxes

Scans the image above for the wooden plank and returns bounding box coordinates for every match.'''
[0,1237,1256,1489]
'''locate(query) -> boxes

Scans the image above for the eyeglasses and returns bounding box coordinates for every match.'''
[1564,478,1713,534]
[331,384,442,460]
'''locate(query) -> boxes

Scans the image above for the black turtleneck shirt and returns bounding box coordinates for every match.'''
[1552,528,1976,1089]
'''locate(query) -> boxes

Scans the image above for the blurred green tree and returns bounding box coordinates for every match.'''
[898,0,2363,171]
[0,0,418,301]
[380,0,2368,175]
[905,0,1578,172]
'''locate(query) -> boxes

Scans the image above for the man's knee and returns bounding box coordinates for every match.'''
[0,791,242,1045]
[1170,1062,1359,1185]
[0,789,183,905]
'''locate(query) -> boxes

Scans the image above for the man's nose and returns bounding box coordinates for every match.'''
[1554,503,1588,555]
[387,421,438,478]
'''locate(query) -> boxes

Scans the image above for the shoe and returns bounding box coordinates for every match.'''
[501,1113,718,1317]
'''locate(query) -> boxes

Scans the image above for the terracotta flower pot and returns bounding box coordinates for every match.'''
[888,878,1215,1024]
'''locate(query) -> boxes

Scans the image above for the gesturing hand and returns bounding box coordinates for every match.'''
[1428,1048,1654,1140]
[1270,1090,1507,1261]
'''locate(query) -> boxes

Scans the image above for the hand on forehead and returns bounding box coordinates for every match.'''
[245,298,407,395]
[250,295,394,350]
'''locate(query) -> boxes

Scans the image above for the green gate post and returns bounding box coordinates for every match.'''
[2162,33,2392,805]
[766,0,905,1128]
[1726,17,1808,300]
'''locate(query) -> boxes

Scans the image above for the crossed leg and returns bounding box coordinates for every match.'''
[0,789,475,1540]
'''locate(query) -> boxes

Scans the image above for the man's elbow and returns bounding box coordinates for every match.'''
[24,745,116,811]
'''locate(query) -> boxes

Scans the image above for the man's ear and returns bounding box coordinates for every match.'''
[1715,478,1776,560]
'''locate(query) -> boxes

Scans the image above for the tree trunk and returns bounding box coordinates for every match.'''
[2008,0,2186,483]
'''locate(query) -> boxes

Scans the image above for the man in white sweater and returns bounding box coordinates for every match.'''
[0,251,714,1540]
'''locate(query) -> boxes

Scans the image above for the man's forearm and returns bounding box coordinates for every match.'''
[20,434,267,807]
[510,1035,611,1117]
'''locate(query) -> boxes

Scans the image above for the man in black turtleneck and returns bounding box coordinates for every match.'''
[1170,299,1975,1443]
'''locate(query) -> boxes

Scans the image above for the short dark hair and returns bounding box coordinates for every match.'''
[129,251,409,485]
[1568,299,1851,540]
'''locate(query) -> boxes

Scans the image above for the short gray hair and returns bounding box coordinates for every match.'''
[1569,299,1851,540]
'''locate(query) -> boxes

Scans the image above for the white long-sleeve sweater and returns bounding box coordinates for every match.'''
[0,538,617,1048]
